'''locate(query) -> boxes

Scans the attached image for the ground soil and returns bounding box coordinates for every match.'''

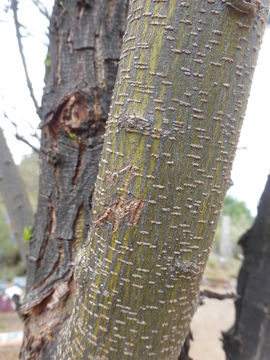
[0,282,234,359]
[190,285,235,359]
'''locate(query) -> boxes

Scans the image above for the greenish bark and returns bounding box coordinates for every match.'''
[56,1,270,359]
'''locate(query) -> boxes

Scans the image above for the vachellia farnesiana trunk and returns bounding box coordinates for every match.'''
[57,0,269,358]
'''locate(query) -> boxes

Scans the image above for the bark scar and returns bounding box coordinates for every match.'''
[118,115,154,134]
[95,197,144,232]
[42,92,90,140]
[226,0,260,15]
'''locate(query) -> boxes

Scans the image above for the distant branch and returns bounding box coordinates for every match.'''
[15,133,40,154]
[32,0,50,20]
[25,119,41,141]
[3,111,40,154]
[200,289,237,301]
[11,0,40,116]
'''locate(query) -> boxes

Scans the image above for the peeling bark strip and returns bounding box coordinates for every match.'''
[57,1,270,359]
[223,175,270,360]
[20,1,129,359]
[95,164,144,232]
[95,197,144,232]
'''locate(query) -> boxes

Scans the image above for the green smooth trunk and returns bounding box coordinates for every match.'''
[57,1,269,359]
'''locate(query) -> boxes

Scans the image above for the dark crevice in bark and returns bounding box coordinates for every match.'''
[36,201,54,271]
[71,141,85,192]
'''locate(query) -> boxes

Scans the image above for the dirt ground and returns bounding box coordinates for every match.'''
[190,293,235,359]
[0,282,235,359]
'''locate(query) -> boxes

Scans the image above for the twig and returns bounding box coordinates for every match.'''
[32,0,50,20]
[25,119,41,141]
[200,289,237,301]
[15,133,40,154]
[11,0,40,116]
[3,111,40,154]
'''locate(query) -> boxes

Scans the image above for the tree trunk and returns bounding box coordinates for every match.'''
[0,127,32,264]
[178,331,193,360]
[55,1,270,359]
[20,1,128,358]
[223,175,270,360]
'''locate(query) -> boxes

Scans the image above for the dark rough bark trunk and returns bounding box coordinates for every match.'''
[0,127,32,264]
[223,175,270,360]
[20,1,128,358]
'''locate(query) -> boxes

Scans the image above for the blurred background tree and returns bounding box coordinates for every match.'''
[206,196,254,281]
[214,196,253,257]
[0,152,38,280]
[18,153,39,211]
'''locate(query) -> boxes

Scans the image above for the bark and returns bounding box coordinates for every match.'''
[178,331,193,360]
[20,1,128,358]
[56,1,270,359]
[223,175,270,360]
[0,127,32,264]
